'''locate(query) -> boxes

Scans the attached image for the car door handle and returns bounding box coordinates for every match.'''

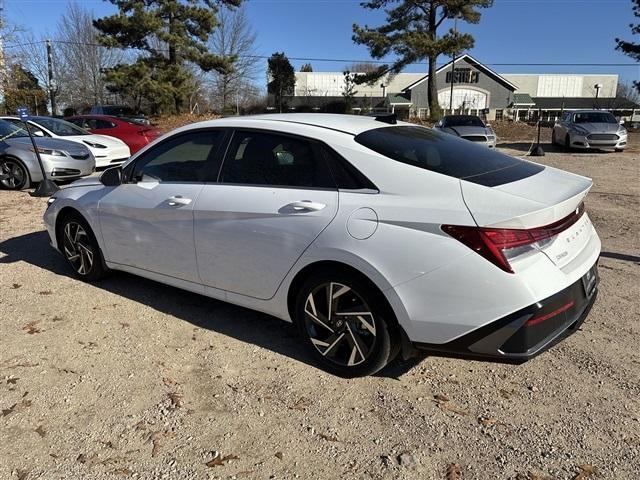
[284,200,326,212]
[167,196,192,206]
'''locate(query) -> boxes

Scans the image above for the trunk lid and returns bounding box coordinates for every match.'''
[460,165,594,268]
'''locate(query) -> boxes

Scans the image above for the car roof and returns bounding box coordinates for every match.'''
[183,114,404,136]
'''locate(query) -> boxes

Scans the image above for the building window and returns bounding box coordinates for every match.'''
[495,109,503,121]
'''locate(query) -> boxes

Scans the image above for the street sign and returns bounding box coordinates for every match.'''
[16,107,30,121]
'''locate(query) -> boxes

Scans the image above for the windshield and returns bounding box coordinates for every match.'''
[33,117,90,136]
[0,119,28,139]
[573,112,617,124]
[104,106,138,116]
[443,115,485,127]
[354,126,544,187]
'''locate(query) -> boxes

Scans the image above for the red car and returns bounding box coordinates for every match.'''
[65,115,163,154]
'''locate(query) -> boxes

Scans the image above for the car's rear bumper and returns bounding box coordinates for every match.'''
[412,261,598,362]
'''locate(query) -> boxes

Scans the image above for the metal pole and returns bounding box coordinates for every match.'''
[24,119,59,196]
[448,17,458,114]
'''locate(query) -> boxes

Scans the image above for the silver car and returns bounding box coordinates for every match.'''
[433,115,497,148]
[0,119,95,190]
[552,110,627,151]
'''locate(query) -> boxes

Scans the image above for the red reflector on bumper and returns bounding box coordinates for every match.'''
[526,301,575,327]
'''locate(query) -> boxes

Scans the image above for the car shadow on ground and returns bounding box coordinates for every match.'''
[497,142,617,155]
[0,230,423,379]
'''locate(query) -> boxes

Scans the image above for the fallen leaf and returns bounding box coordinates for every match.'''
[163,377,178,387]
[319,433,339,442]
[35,425,46,437]
[22,322,41,334]
[275,452,283,460]
[6,377,18,385]
[120,322,130,329]
[446,462,462,480]
[133,421,146,431]
[434,394,450,402]
[499,389,514,399]
[478,416,505,427]
[2,398,32,417]
[434,396,469,416]
[52,316,64,322]
[11,283,21,289]
[39,290,52,295]
[574,464,597,479]
[15,469,28,480]
[148,430,174,457]
[168,392,183,409]
[206,453,239,467]
[291,397,312,411]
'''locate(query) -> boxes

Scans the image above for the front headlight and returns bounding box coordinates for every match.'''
[30,146,67,156]
[83,140,107,149]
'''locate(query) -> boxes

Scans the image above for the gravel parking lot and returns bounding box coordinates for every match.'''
[1,136,638,480]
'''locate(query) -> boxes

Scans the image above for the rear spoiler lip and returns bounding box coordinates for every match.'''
[482,187,591,230]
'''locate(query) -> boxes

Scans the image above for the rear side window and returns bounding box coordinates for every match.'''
[354,126,544,187]
[321,146,377,191]
[220,130,335,189]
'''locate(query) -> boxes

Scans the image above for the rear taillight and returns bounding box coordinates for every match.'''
[443,203,585,273]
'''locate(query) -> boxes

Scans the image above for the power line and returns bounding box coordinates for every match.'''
[4,40,638,67]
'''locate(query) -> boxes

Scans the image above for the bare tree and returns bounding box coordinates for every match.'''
[206,5,260,112]
[56,2,124,110]
[617,82,640,104]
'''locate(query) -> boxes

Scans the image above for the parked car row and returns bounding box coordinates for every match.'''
[0,113,163,190]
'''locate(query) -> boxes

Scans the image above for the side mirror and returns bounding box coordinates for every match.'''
[100,166,122,187]
[620,120,625,125]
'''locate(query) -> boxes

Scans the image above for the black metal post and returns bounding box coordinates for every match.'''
[529,112,545,157]
[24,120,59,197]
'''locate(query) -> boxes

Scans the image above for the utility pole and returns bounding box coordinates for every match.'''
[46,39,57,115]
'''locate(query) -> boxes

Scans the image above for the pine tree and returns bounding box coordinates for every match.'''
[615,0,640,93]
[300,63,313,72]
[94,0,241,114]
[342,71,358,112]
[267,52,295,113]
[353,0,493,120]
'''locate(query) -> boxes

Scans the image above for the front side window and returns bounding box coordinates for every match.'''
[355,126,544,187]
[131,130,225,183]
[220,130,335,189]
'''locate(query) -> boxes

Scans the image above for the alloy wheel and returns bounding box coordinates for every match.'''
[62,221,94,275]
[303,282,377,367]
[0,160,27,190]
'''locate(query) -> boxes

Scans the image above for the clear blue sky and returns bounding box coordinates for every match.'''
[4,0,640,84]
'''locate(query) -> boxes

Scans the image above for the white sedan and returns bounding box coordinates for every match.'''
[1,116,131,168]
[44,114,601,377]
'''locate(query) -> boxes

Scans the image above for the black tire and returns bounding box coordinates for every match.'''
[58,212,108,281]
[565,134,572,152]
[0,157,31,190]
[614,148,624,152]
[295,270,399,377]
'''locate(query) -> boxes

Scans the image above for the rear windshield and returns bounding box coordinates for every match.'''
[443,115,484,127]
[354,126,544,186]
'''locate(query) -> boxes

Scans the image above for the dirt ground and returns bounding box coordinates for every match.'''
[0,131,638,480]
